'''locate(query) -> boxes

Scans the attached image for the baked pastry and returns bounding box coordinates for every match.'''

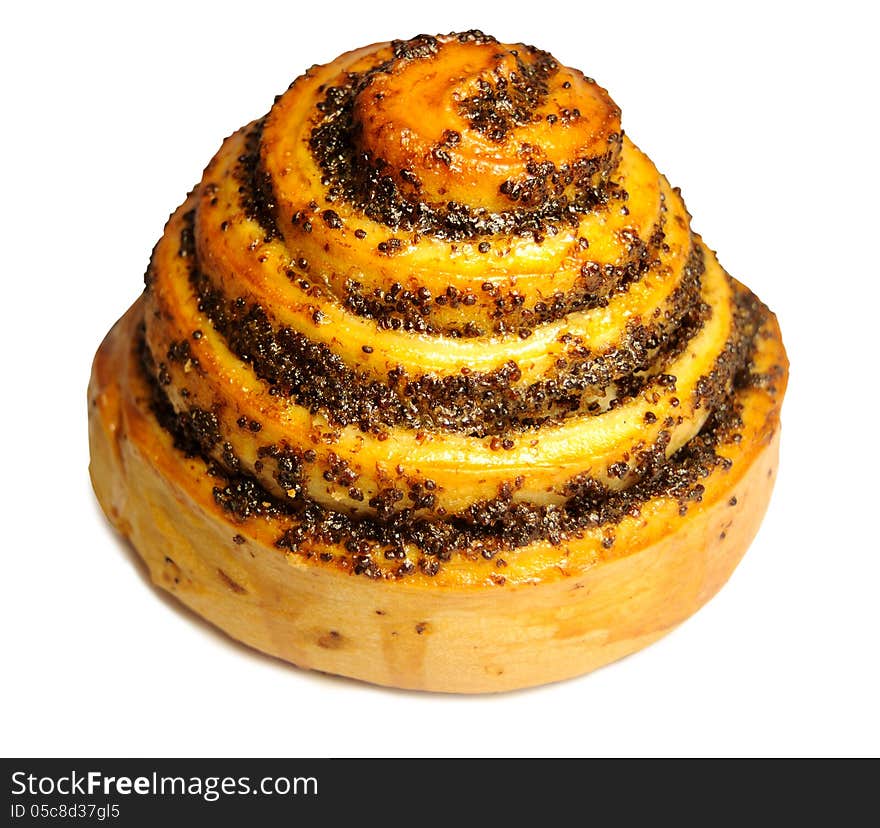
[89,31,787,692]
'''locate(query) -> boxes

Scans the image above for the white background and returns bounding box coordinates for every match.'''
[2,0,878,758]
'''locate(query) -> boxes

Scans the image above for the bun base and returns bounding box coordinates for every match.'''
[89,300,783,693]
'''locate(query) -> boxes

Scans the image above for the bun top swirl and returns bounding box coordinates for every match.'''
[139,31,784,577]
[319,32,621,212]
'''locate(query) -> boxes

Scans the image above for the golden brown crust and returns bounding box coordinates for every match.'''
[89,31,788,692]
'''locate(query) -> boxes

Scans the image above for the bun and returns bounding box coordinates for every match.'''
[89,32,787,692]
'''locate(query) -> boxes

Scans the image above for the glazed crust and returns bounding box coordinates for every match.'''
[89,31,788,692]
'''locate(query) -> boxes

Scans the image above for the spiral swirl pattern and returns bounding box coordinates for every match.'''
[129,31,786,583]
